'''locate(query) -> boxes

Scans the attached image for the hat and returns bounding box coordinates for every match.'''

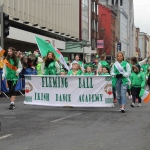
[60,69,66,73]
[135,64,141,71]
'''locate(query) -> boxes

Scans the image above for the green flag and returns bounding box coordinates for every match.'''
[35,36,60,58]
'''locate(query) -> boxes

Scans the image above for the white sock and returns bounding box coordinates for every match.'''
[11,102,14,105]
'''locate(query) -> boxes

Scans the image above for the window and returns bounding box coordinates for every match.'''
[112,0,114,5]
[95,21,98,32]
[115,0,118,5]
[120,0,123,6]
[91,2,95,12]
[91,38,96,49]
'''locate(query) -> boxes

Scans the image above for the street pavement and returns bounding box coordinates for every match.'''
[0,95,150,150]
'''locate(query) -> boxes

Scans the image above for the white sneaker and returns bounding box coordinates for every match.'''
[120,108,125,113]
[130,102,135,107]
[137,103,142,107]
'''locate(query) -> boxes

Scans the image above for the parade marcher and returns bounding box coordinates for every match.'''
[97,54,110,70]
[82,66,94,76]
[2,47,22,109]
[60,69,66,76]
[44,52,60,75]
[67,63,82,75]
[111,52,131,113]
[36,57,44,75]
[97,66,103,75]
[70,54,84,71]
[102,67,110,75]
[130,65,146,107]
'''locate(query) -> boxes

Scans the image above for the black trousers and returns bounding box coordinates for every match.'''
[7,80,17,97]
[127,89,131,96]
[131,87,141,103]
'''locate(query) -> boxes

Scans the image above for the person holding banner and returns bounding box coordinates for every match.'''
[2,47,22,110]
[44,52,60,75]
[67,63,82,76]
[111,52,131,113]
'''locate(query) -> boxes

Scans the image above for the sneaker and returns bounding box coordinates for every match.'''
[120,108,125,113]
[137,103,142,107]
[9,104,15,110]
[114,99,117,103]
[130,102,135,107]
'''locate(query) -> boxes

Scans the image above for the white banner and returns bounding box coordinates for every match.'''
[24,75,114,107]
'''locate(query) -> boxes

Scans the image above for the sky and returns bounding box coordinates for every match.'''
[134,0,150,35]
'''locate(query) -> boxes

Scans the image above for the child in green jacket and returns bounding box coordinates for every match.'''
[130,64,146,107]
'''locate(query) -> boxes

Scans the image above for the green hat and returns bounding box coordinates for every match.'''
[96,54,99,58]
[60,69,66,73]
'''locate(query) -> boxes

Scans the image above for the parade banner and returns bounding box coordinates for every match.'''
[24,75,114,107]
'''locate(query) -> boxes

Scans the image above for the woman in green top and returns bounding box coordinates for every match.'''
[2,47,22,110]
[111,52,131,113]
[44,52,60,75]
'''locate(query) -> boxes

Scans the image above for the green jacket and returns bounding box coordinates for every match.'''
[111,61,131,86]
[44,61,60,75]
[141,64,149,72]
[101,73,110,76]
[130,72,146,88]
[3,58,22,81]
[98,61,110,69]
[67,70,82,75]
[82,72,94,76]
[36,63,43,75]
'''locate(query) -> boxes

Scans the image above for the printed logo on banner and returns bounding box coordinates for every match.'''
[25,76,32,80]
[25,82,33,93]
[105,76,112,81]
[104,84,112,95]
[105,98,113,103]
[25,96,32,102]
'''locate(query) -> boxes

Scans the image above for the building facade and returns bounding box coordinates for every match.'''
[98,4,117,60]
[99,0,134,57]
[134,27,140,58]
[0,0,92,62]
[139,32,149,59]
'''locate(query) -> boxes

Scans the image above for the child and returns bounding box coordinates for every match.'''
[102,67,110,75]
[82,66,94,75]
[97,66,103,75]
[67,63,82,75]
[130,64,146,107]
[60,69,66,76]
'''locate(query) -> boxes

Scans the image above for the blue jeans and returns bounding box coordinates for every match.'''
[116,78,128,105]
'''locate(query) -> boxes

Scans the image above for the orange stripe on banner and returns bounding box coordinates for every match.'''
[0,49,5,55]
[143,95,150,103]
[3,59,18,71]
